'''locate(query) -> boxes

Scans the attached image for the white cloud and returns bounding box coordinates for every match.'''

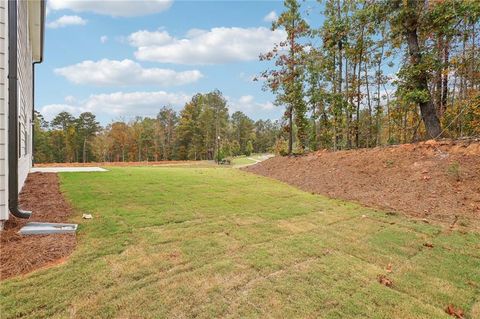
[40,91,191,120]
[47,15,87,29]
[228,95,275,113]
[259,101,275,110]
[263,11,278,22]
[48,0,173,17]
[130,27,287,65]
[54,59,203,87]
[41,104,84,119]
[100,35,108,44]
[64,95,77,104]
[128,30,172,47]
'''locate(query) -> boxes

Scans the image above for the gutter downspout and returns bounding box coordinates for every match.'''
[8,0,30,219]
[32,0,45,166]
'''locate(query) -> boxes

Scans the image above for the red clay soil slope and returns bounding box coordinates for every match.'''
[244,139,480,223]
[0,173,76,280]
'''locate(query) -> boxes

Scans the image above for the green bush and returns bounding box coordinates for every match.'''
[273,138,288,156]
[245,140,254,156]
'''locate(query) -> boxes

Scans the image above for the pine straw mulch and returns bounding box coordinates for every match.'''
[244,139,480,224]
[0,173,76,280]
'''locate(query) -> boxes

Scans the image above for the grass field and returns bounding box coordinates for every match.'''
[1,167,479,318]
[229,154,266,166]
[230,156,258,166]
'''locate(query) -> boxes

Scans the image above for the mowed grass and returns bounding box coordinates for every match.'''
[230,156,258,166]
[1,167,479,318]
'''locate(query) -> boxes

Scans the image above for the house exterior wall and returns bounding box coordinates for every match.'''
[0,0,8,221]
[17,0,33,191]
[0,0,34,222]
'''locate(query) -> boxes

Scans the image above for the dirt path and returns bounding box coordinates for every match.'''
[0,173,76,280]
[244,139,480,224]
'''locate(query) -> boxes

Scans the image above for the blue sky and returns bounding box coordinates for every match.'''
[37,0,323,125]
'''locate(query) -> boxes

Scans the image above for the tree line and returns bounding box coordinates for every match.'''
[260,0,480,154]
[34,90,282,163]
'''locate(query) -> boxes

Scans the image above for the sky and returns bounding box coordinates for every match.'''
[36,0,322,125]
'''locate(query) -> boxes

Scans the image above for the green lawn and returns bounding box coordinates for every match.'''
[230,154,272,166]
[1,167,479,318]
[230,155,257,166]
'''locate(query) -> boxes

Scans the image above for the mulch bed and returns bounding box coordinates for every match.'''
[0,173,76,280]
[244,139,480,223]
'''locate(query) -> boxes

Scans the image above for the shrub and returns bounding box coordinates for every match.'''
[245,140,254,156]
[273,138,288,156]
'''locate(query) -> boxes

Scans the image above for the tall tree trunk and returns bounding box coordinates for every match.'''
[82,137,87,163]
[332,51,337,151]
[403,3,442,138]
[337,39,343,150]
[364,63,372,147]
[287,15,296,155]
[441,38,450,116]
[355,27,364,148]
[435,34,444,115]
[375,24,385,146]
[288,106,293,154]
[345,57,351,149]
[472,23,477,89]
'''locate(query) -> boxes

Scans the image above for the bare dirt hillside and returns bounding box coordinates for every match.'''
[244,139,480,224]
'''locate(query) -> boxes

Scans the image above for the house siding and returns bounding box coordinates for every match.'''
[0,0,34,221]
[0,0,8,221]
[17,0,32,192]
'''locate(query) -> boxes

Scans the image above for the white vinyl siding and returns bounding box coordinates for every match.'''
[0,0,34,221]
[0,0,8,220]
[17,0,33,192]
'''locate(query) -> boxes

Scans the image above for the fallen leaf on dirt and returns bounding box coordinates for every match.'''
[445,304,464,318]
[450,215,459,229]
[386,263,393,273]
[423,175,431,181]
[169,251,180,259]
[423,243,434,248]
[377,275,393,287]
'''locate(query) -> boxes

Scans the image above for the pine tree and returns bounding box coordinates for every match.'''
[259,0,310,154]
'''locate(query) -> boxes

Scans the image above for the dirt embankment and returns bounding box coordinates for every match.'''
[244,139,480,223]
[0,173,76,280]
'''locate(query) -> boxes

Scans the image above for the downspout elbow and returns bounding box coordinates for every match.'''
[9,203,32,219]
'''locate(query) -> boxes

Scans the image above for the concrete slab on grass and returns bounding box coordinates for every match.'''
[31,167,108,173]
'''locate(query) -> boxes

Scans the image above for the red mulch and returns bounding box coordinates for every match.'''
[0,173,76,280]
[244,139,480,222]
